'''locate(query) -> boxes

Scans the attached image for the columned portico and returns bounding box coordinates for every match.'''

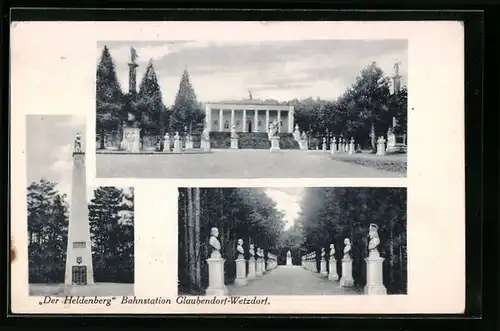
[205,102,295,133]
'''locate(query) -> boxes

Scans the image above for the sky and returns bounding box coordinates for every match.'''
[264,187,304,230]
[25,115,130,202]
[99,39,408,106]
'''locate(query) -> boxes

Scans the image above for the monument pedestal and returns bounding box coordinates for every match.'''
[230,138,238,149]
[320,258,328,276]
[270,136,280,152]
[322,143,326,152]
[339,257,354,287]
[328,259,339,280]
[163,139,170,152]
[286,257,292,266]
[364,254,387,295]
[234,257,248,286]
[349,143,355,155]
[173,139,181,153]
[206,257,229,296]
[247,257,256,279]
[120,127,141,153]
[255,259,263,276]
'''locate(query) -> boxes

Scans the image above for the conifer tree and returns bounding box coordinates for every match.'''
[169,68,205,134]
[135,60,168,135]
[96,46,124,149]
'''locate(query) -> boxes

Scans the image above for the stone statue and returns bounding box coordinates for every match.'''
[174,132,180,140]
[350,137,355,144]
[329,243,335,256]
[301,131,307,140]
[130,47,138,64]
[321,247,325,257]
[231,124,238,139]
[368,223,381,257]
[74,133,83,152]
[202,127,210,141]
[209,227,221,258]
[236,238,244,258]
[287,250,291,258]
[343,238,352,259]
[394,60,401,76]
[268,120,278,139]
[249,244,255,257]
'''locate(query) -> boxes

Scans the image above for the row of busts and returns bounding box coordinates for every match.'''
[209,228,275,261]
[301,224,382,262]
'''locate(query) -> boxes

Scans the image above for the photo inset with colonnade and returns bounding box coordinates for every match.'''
[177,187,407,296]
[96,39,407,178]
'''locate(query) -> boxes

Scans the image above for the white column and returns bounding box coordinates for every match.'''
[242,109,247,133]
[277,110,281,133]
[254,110,258,132]
[288,106,294,133]
[205,105,210,130]
[231,109,235,129]
[265,110,270,132]
[219,109,223,132]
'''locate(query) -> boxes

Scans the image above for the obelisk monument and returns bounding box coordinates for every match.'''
[64,133,94,286]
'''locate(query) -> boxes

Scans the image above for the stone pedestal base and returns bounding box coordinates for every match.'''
[349,143,355,154]
[286,257,292,266]
[320,259,328,276]
[322,143,327,152]
[340,258,354,287]
[255,259,263,276]
[163,139,170,152]
[206,257,228,296]
[247,258,256,279]
[331,144,337,154]
[230,138,238,149]
[328,259,339,280]
[234,258,247,286]
[120,127,141,153]
[173,140,181,153]
[270,136,280,152]
[364,255,387,295]
[202,140,211,152]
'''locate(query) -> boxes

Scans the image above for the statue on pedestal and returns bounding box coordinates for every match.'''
[231,124,238,139]
[321,247,325,258]
[268,120,278,140]
[209,227,221,258]
[368,223,381,257]
[343,238,352,259]
[236,238,244,259]
[74,133,83,153]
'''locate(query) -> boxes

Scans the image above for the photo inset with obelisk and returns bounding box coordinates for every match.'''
[26,115,135,297]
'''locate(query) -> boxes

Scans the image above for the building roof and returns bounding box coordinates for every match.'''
[207,98,286,106]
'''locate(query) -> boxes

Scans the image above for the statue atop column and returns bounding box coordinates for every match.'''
[74,132,83,153]
[368,223,381,257]
[209,227,221,258]
[236,238,244,259]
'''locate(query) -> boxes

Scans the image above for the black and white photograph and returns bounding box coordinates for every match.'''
[177,187,407,296]
[96,39,408,179]
[26,115,135,297]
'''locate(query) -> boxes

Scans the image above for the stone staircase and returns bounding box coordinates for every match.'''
[209,132,300,149]
[237,133,270,149]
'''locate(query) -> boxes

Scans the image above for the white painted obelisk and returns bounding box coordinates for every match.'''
[64,133,94,286]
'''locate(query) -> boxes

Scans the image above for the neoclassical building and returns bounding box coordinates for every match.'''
[204,100,295,133]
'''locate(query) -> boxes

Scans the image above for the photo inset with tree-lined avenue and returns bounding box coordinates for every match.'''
[178,187,407,296]
[96,40,408,178]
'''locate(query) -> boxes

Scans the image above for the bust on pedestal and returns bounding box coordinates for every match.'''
[173,132,181,153]
[286,250,292,266]
[247,244,256,279]
[234,239,248,286]
[205,227,229,296]
[349,137,355,155]
[340,238,354,287]
[162,133,170,152]
[331,137,337,154]
[364,224,387,295]
[320,247,328,276]
[328,243,339,280]
[201,127,211,152]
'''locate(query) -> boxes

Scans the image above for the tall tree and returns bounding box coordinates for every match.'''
[27,179,69,283]
[89,187,134,283]
[96,46,124,149]
[135,61,168,136]
[169,68,205,134]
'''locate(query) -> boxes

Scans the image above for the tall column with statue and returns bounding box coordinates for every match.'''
[120,47,142,153]
[364,224,387,295]
[205,227,229,296]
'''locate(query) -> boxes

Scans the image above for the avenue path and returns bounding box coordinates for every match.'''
[227,266,362,296]
[96,149,404,178]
